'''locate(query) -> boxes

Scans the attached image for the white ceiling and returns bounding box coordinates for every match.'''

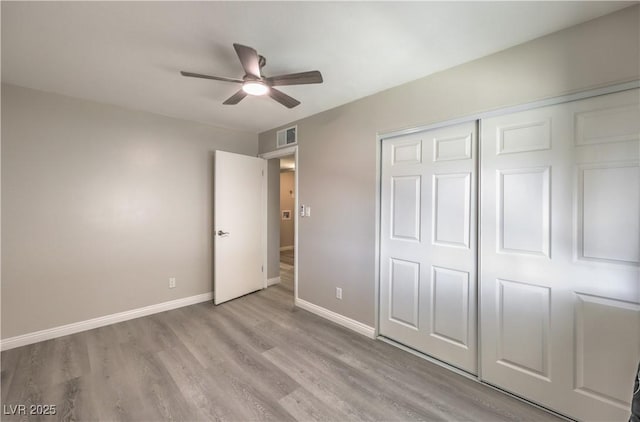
[280,156,295,171]
[1,2,632,133]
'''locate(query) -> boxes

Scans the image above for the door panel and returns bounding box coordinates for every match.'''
[391,176,421,241]
[214,150,266,305]
[380,121,478,374]
[389,258,420,328]
[480,88,640,421]
[496,279,551,381]
[574,294,640,408]
[498,167,550,256]
[431,266,470,347]
[579,163,639,264]
[433,173,471,247]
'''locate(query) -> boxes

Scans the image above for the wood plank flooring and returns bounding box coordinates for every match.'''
[280,249,294,267]
[1,263,560,421]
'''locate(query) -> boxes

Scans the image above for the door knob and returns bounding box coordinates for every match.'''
[217,230,229,237]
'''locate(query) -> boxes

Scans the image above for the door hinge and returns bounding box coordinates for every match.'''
[261,265,264,272]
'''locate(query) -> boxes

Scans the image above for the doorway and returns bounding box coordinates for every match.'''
[260,145,298,301]
[279,154,295,294]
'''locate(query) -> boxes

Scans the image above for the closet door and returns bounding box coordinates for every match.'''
[380,121,478,374]
[480,89,640,421]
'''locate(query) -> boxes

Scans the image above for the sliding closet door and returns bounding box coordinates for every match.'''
[480,89,640,421]
[380,122,478,374]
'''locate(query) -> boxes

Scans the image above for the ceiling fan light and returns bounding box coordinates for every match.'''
[242,81,269,96]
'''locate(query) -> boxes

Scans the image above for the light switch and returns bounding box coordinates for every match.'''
[305,206,311,217]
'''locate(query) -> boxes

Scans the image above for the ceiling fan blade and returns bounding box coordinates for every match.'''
[180,71,244,83]
[269,88,301,108]
[266,71,323,86]
[233,43,261,78]
[223,89,248,105]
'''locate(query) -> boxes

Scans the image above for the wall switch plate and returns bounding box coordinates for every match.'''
[336,287,342,299]
[169,277,176,289]
[305,206,311,217]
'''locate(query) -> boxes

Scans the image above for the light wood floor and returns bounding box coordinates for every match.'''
[1,264,560,421]
[280,249,294,267]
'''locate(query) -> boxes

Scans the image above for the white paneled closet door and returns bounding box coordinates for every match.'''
[380,121,478,374]
[479,89,640,421]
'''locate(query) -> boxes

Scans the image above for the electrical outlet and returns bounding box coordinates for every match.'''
[169,277,176,289]
[336,287,342,300]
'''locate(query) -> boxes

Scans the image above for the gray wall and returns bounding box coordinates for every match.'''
[258,6,640,327]
[2,84,257,338]
[266,158,280,279]
[280,171,295,248]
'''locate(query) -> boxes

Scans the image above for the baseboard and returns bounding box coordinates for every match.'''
[267,276,281,286]
[279,245,294,251]
[1,292,213,351]
[295,298,375,339]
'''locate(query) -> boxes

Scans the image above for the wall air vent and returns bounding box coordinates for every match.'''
[276,126,297,148]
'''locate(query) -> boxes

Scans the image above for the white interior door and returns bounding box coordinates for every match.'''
[380,121,478,374]
[479,88,640,421]
[214,150,266,305]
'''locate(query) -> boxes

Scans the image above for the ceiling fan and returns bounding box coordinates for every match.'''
[181,43,323,108]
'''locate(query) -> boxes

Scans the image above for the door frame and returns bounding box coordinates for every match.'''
[260,145,299,301]
[374,80,640,371]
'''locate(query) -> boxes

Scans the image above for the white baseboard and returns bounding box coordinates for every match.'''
[1,292,213,351]
[279,245,294,251]
[267,276,281,286]
[295,298,375,339]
